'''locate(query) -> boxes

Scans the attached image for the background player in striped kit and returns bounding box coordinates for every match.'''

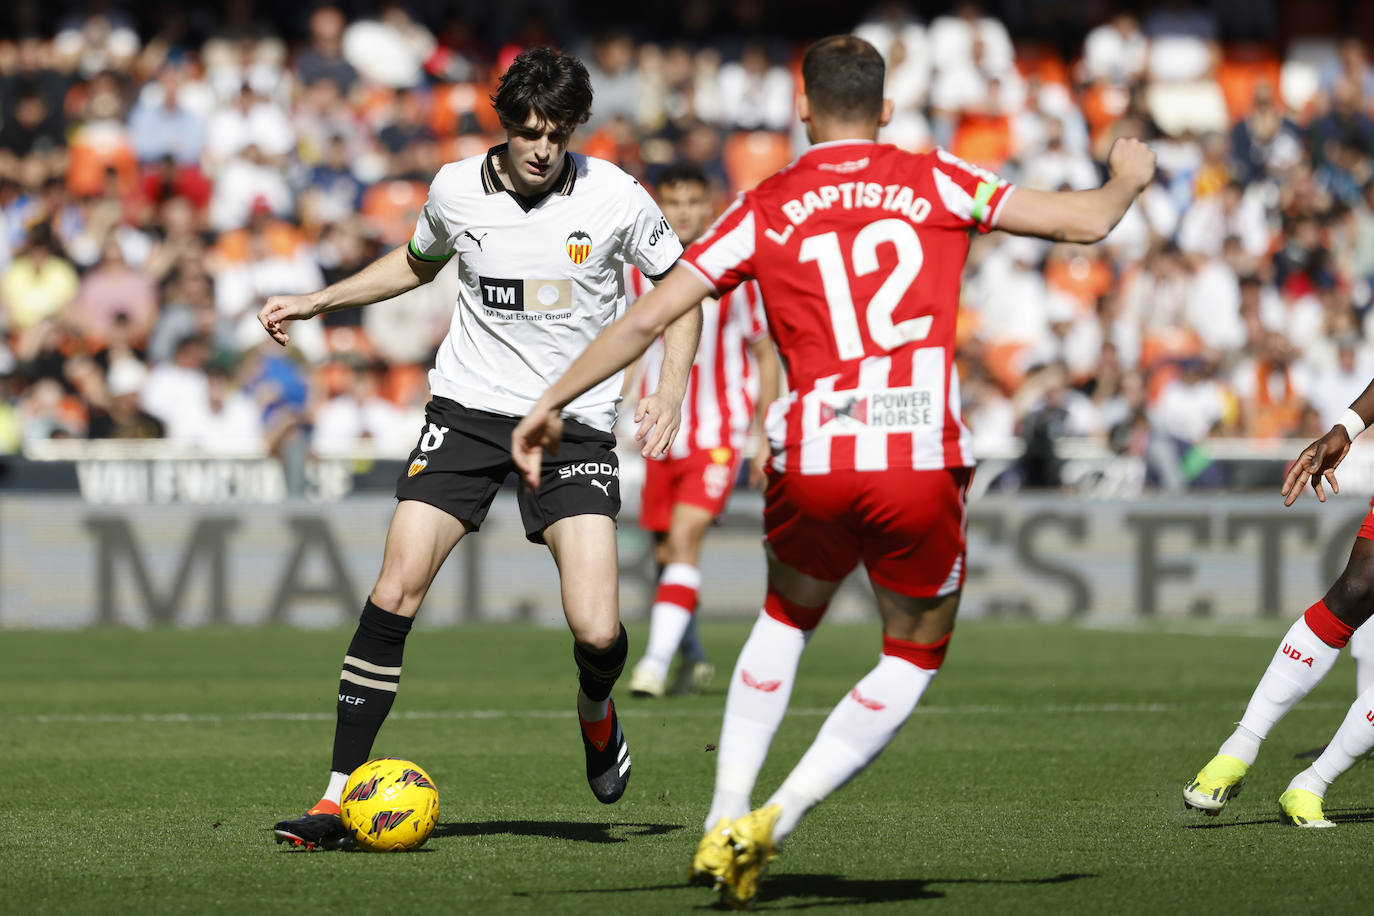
[621,163,781,699]
[512,35,1153,907]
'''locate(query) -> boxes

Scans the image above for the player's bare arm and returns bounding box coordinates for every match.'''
[996,137,1156,243]
[257,246,446,346]
[746,337,782,487]
[633,301,703,458]
[1281,379,1374,505]
[513,266,712,486]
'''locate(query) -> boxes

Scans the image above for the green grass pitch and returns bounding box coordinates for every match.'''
[3,619,1373,914]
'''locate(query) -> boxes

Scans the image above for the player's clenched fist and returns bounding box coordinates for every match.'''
[1107,137,1156,192]
[258,294,318,346]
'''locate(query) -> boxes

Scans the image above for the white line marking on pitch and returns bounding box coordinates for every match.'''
[6,701,1226,726]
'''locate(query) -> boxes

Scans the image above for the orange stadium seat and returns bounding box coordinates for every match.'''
[950,113,1012,172]
[427,83,502,138]
[1218,44,1282,120]
[382,363,430,407]
[723,131,794,195]
[1014,42,1071,88]
[361,180,428,246]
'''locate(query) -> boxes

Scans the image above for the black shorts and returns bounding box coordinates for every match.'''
[395,397,620,544]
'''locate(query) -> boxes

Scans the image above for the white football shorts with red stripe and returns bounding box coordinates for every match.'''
[763,465,972,598]
[640,447,741,533]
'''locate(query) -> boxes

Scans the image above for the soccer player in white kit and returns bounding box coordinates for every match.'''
[513,35,1154,908]
[260,48,699,850]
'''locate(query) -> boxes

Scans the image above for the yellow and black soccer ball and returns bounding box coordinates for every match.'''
[339,758,439,852]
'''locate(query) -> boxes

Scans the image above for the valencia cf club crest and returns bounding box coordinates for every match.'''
[566,230,592,265]
[408,454,429,477]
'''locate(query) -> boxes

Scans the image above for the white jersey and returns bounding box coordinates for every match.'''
[409,145,683,431]
[627,266,768,457]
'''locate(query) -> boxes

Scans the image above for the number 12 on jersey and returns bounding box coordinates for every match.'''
[797,217,932,360]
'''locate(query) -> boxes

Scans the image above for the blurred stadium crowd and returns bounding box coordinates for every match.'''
[1,0,1373,490]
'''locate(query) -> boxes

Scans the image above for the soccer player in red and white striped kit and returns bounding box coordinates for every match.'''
[513,35,1154,906]
[622,163,781,699]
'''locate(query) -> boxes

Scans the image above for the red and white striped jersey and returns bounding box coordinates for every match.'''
[680,141,1015,474]
[627,265,769,458]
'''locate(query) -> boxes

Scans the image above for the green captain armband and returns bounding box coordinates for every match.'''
[970,181,998,225]
[408,238,454,262]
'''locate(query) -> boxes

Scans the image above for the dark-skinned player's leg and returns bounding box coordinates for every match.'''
[1186,537,1374,815]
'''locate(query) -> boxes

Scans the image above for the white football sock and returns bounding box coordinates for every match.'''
[637,564,701,682]
[766,654,937,844]
[704,611,811,829]
[1350,623,1374,697]
[322,770,350,806]
[1305,683,1374,791]
[577,690,609,723]
[1223,616,1343,764]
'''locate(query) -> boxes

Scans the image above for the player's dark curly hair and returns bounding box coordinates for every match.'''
[801,35,885,122]
[491,47,594,134]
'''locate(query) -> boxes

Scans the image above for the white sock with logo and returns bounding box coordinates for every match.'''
[637,564,701,683]
[1351,623,1374,697]
[765,654,937,844]
[1219,616,1342,765]
[1290,682,1374,796]
[704,611,811,830]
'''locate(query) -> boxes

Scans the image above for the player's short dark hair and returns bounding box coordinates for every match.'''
[655,162,710,192]
[801,35,885,122]
[491,47,593,134]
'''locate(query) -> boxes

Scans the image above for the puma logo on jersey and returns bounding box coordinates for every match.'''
[463,230,488,250]
[741,670,782,692]
[590,479,611,496]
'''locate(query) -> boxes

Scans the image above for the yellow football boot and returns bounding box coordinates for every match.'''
[1278,788,1334,828]
[687,818,734,888]
[1183,754,1248,815]
[720,804,782,910]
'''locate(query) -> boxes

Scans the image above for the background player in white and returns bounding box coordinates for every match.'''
[622,162,781,699]
[512,35,1154,907]
[259,48,700,850]
[1184,382,1374,828]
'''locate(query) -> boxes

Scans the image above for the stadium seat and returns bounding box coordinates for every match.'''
[382,363,429,407]
[361,180,429,246]
[1217,44,1282,120]
[723,131,794,195]
[428,83,502,138]
[1014,42,1071,88]
[951,113,1012,172]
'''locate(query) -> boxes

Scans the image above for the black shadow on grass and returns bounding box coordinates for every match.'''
[1183,806,1374,829]
[432,820,684,844]
[515,871,1096,909]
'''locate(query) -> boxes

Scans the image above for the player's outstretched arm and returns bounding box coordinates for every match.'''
[1281,380,1374,505]
[746,337,782,487]
[996,138,1156,244]
[257,245,447,346]
[513,265,713,487]
[634,301,702,458]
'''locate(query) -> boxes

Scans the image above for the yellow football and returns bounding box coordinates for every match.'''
[339,758,439,852]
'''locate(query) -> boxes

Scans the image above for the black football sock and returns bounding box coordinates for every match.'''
[330,599,413,776]
[574,623,629,703]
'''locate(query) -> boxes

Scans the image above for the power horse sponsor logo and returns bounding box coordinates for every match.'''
[817,387,938,432]
[369,809,415,835]
[345,776,382,802]
[566,230,592,265]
